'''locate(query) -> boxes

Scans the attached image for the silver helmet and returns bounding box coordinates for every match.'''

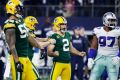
[103,12,117,28]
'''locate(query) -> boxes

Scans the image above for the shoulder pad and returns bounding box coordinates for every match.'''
[95,27,102,30]
[115,27,120,30]
[30,33,36,37]
[5,19,15,23]
[5,19,19,24]
[50,33,57,39]
[66,32,71,36]
[93,27,102,35]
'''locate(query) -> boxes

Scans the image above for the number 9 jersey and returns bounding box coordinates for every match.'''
[50,32,72,63]
[93,27,120,56]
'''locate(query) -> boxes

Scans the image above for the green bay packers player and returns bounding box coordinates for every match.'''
[24,16,56,60]
[24,16,37,61]
[4,0,48,80]
[47,16,86,80]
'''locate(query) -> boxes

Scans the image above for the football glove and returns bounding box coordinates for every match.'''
[16,61,23,72]
[40,49,46,59]
[112,56,120,65]
[0,57,6,63]
[88,48,96,70]
[87,58,94,70]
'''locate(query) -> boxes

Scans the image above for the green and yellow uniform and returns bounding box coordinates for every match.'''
[28,30,36,60]
[4,19,40,80]
[50,32,71,80]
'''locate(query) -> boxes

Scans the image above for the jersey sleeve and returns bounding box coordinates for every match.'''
[93,27,98,35]
[4,23,15,30]
[3,19,16,31]
[49,34,56,39]
[93,27,101,35]
[29,30,36,38]
[115,27,120,37]
[30,33,36,37]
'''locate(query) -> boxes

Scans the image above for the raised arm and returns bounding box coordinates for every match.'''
[28,34,56,49]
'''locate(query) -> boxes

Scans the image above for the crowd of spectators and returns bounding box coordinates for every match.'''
[0,0,116,17]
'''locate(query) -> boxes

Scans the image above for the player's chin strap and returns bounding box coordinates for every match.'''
[15,14,23,19]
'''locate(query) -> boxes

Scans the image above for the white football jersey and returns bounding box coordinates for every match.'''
[93,27,120,56]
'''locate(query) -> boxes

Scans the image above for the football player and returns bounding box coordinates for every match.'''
[4,0,51,80]
[88,12,120,80]
[24,16,56,61]
[47,16,86,80]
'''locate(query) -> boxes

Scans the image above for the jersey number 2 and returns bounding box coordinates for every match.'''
[99,36,115,47]
[62,39,69,51]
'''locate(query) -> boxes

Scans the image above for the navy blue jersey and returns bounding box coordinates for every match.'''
[72,35,88,52]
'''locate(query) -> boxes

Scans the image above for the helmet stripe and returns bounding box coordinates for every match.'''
[60,16,65,22]
[61,16,67,23]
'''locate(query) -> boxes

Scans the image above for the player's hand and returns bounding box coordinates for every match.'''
[79,51,86,57]
[112,56,120,65]
[40,49,46,59]
[87,58,94,70]
[54,51,59,56]
[48,39,56,44]
[0,57,6,63]
[16,61,23,72]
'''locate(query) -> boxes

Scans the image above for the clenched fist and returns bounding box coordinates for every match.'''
[48,39,56,44]
[53,51,59,56]
[79,51,86,57]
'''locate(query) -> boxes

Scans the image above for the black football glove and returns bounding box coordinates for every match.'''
[16,61,23,72]
[40,49,46,59]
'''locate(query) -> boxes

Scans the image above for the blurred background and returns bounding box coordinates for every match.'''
[0,0,120,80]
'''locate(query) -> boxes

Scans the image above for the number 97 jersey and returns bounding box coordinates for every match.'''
[50,32,72,63]
[93,27,120,56]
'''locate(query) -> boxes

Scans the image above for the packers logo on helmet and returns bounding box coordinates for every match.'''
[53,16,67,30]
[6,0,23,15]
[24,16,38,30]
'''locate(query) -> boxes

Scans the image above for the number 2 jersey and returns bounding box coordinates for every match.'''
[4,19,29,57]
[50,32,71,63]
[93,27,120,56]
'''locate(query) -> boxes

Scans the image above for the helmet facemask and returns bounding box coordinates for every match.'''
[15,5,24,18]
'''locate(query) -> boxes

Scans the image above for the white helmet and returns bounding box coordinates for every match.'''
[103,12,117,28]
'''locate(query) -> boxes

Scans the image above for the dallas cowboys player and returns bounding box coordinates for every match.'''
[88,12,120,80]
